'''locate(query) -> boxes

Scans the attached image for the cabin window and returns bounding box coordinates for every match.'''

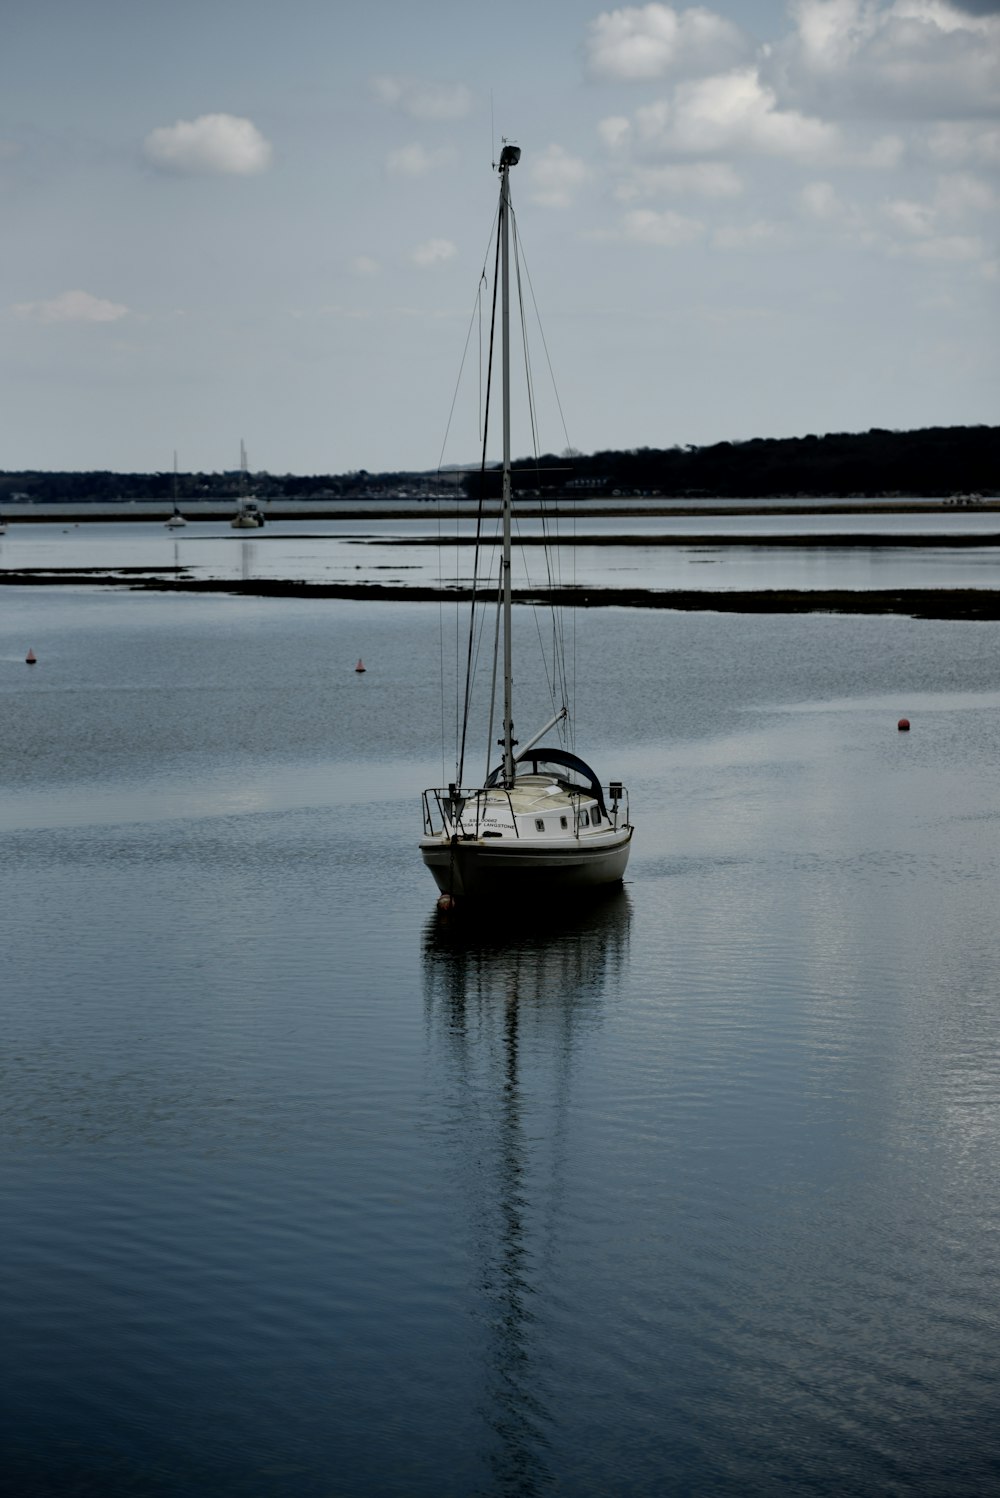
[591,807,601,825]
[560,816,568,829]
[535,818,546,832]
[581,810,590,827]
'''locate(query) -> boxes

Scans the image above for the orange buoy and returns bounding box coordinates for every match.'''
[355,658,366,673]
[897,718,910,731]
[25,648,36,665]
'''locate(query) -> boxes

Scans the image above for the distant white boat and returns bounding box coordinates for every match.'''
[419,145,634,904]
[164,451,187,527]
[231,440,265,528]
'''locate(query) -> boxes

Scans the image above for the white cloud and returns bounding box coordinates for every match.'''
[934,170,997,217]
[386,143,454,176]
[143,114,272,175]
[599,116,633,151]
[351,256,381,276]
[528,144,589,207]
[782,0,1000,117]
[896,232,987,261]
[798,180,872,235]
[613,161,744,199]
[634,69,841,161]
[586,4,750,80]
[12,289,130,324]
[411,238,457,267]
[795,168,995,268]
[799,179,848,219]
[881,169,996,241]
[621,207,706,245]
[712,219,786,249]
[373,76,472,120]
[884,196,937,235]
[927,123,1000,166]
[790,0,876,72]
[860,134,906,167]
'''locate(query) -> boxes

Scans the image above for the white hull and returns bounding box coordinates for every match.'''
[420,826,632,900]
[230,514,263,528]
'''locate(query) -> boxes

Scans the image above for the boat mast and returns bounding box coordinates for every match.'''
[499,143,520,786]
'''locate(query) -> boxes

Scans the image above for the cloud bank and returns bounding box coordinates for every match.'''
[585,0,999,273]
[779,0,1000,116]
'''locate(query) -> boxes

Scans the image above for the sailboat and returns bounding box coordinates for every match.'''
[164,451,187,527]
[419,144,633,904]
[230,441,265,528]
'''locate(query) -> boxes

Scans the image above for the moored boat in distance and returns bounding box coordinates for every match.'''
[419,144,634,904]
[231,440,265,528]
[164,450,187,527]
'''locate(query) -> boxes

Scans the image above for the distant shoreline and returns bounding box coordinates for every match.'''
[3,570,999,620]
[2,498,998,524]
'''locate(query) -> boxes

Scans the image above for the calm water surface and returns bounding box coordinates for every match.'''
[3,515,1000,593]
[2,582,999,1496]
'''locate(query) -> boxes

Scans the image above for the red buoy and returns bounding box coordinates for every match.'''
[25,648,36,665]
[897,718,910,731]
[355,659,366,673]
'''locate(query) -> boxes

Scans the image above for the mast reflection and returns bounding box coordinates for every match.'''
[422,891,631,1494]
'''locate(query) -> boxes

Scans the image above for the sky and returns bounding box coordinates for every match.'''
[1,0,998,474]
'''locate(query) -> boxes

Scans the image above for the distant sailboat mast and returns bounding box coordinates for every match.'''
[164,448,187,526]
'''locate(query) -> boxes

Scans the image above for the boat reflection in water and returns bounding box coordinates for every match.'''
[421,889,632,1492]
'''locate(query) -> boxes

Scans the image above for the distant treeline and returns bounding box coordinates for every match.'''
[1,425,995,503]
[495,425,998,500]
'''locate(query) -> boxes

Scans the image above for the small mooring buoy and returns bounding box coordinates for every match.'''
[897,717,910,731]
[25,648,36,665]
[355,658,366,673]
[437,893,457,913]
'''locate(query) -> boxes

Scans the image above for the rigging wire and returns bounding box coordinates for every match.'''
[456,217,502,787]
[436,209,500,472]
[442,165,580,783]
[512,206,579,748]
[509,205,571,740]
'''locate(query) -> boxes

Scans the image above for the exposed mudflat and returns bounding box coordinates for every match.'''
[3,568,999,619]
